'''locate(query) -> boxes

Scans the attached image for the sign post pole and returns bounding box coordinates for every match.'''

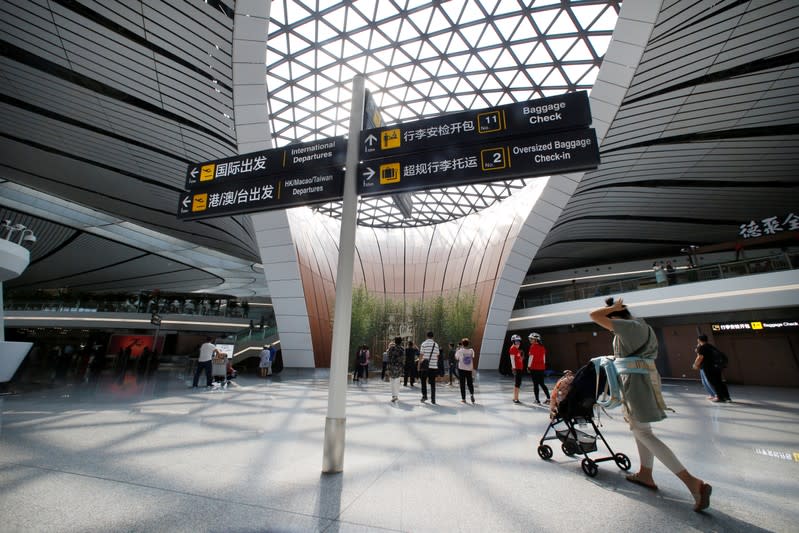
[322,74,365,474]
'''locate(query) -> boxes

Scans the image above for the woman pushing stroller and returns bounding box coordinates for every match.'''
[589,297,712,512]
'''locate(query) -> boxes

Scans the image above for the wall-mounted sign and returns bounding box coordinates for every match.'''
[739,212,798,238]
[359,91,591,161]
[711,320,799,332]
[357,128,599,197]
[184,137,346,190]
[176,169,345,220]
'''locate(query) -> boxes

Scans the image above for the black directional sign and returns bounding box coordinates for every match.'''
[177,169,345,221]
[358,128,599,198]
[184,136,346,190]
[360,91,590,161]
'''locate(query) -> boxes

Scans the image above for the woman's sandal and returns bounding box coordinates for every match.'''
[625,473,658,490]
[693,482,712,512]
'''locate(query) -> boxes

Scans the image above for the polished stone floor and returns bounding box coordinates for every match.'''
[0,368,797,532]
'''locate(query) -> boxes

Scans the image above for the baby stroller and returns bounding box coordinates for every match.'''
[537,362,631,477]
[211,357,236,389]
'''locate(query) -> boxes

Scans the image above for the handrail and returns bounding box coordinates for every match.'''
[515,252,796,309]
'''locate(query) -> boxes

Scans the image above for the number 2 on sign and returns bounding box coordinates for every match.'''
[481,147,509,171]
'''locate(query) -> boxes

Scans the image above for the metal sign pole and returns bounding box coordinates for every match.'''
[322,74,365,474]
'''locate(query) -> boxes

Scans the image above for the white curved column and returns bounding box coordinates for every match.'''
[231,2,315,367]
[478,0,664,369]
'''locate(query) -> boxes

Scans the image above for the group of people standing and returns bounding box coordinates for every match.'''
[507,332,551,405]
[360,331,477,405]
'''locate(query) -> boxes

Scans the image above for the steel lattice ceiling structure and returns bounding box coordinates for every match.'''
[264,0,618,227]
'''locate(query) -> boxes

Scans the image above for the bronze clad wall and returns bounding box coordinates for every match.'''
[286,188,538,368]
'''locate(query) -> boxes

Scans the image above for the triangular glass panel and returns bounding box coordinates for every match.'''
[562,38,592,62]
[588,34,613,56]
[477,23,503,48]
[429,31,452,55]
[590,6,619,31]
[542,67,567,87]
[546,37,576,60]
[494,15,520,40]
[494,0,522,17]
[445,29,471,54]
[477,47,502,68]
[410,7,433,34]
[570,4,605,30]
[532,8,559,34]
[429,4,454,32]
[417,40,441,60]
[526,66,552,84]
[528,42,553,64]
[345,4,371,33]
[549,9,577,35]
[455,0,487,25]
[560,63,592,85]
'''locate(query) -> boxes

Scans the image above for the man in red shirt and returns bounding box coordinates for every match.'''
[527,332,550,404]
[509,334,524,404]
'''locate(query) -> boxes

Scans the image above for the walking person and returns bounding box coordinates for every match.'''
[387,337,405,402]
[694,335,731,402]
[403,340,418,387]
[353,345,369,382]
[418,331,440,404]
[381,346,389,381]
[455,338,475,404]
[192,337,220,388]
[447,342,459,385]
[508,334,524,404]
[527,332,550,404]
[590,297,712,512]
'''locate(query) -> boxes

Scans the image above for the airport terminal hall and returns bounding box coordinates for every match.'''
[2,1,799,532]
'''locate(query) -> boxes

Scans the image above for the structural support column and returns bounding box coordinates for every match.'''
[322,75,365,474]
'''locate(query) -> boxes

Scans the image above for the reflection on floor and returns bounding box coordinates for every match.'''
[1,369,797,532]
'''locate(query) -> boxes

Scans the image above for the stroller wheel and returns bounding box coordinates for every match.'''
[581,458,599,477]
[537,445,553,460]
[562,441,578,457]
[614,453,631,471]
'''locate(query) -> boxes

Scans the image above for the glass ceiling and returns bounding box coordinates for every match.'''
[265,0,620,227]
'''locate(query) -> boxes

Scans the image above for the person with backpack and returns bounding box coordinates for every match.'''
[508,334,524,404]
[693,335,731,403]
[590,297,712,512]
[455,338,476,404]
[527,332,550,405]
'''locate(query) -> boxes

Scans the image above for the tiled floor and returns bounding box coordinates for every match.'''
[1,369,797,532]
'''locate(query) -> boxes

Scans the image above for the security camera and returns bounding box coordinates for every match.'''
[19,229,36,248]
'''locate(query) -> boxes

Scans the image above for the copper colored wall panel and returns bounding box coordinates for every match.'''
[286,185,545,367]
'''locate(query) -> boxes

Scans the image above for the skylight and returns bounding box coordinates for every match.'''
[264,0,620,227]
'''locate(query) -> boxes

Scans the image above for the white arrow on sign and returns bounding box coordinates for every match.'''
[363,134,377,149]
[190,167,199,178]
[182,196,191,209]
[362,167,375,181]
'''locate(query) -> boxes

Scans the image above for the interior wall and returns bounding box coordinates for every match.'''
[287,186,543,368]
[508,323,799,387]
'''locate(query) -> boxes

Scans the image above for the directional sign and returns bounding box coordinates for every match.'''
[357,128,599,197]
[177,169,345,221]
[360,91,590,161]
[185,136,346,190]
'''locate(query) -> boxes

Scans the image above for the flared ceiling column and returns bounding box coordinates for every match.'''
[478,0,663,369]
